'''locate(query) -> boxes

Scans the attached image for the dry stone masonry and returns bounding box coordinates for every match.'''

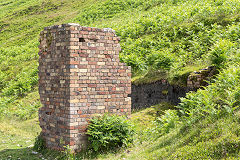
[38,23,131,152]
[187,66,216,89]
[131,66,217,110]
[131,80,191,109]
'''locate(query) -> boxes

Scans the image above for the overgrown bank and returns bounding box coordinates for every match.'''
[1,0,240,159]
[1,0,240,118]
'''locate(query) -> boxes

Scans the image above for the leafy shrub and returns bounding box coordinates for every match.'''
[87,114,135,152]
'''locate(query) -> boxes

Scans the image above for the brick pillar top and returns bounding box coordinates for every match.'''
[38,23,131,151]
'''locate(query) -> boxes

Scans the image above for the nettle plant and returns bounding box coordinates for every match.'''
[87,114,135,152]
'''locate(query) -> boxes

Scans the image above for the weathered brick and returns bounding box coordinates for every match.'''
[97,62,105,65]
[38,23,131,153]
[79,69,87,72]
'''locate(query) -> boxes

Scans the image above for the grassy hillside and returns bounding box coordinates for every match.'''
[1,0,240,159]
[0,0,98,118]
[1,0,240,118]
[1,104,240,159]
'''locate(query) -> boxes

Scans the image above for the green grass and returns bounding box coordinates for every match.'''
[0,0,99,118]
[0,107,155,160]
[1,105,240,159]
[0,118,39,150]
[131,69,168,85]
[1,0,240,117]
[0,118,72,159]
[0,118,41,159]
[131,64,205,86]
[168,64,206,86]
[1,0,240,159]
[94,112,240,160]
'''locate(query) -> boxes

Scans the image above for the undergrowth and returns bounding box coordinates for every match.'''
[87,114,135,152]
[1,0,240,117]
[1,0,240,159]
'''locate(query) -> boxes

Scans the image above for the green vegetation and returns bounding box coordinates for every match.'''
[33,135,46,152]
[1,0,240,159]
[0,118,41,159]
[179,65,240,122]
[100,109,240,160]
[1,104,240,159]
[87,114,135,152]
[1,0,240,117]
[0,0,97,118]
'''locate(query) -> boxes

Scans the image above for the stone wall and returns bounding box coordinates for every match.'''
[131,80,193,109]
[38,23,131,152]
[187,66,216,89]
[131,66,216,110]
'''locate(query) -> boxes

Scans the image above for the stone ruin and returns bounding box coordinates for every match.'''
[187,66,216,89]
[38,23,131,151]
[131,67,217,110]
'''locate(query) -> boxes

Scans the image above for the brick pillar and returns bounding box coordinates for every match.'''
[38,23,131,151]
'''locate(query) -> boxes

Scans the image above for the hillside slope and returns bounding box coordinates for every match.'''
[1,0,240,118]
[0,0,101,118]
[1,0,240,159]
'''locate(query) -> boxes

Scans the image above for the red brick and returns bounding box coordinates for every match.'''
[89,47,97,50]
[89,61,97,65]
[99,91,106,95]
[80,31,88,35]
[80,114,87,118]
[78,65,87,69]
[88,84,97,87]
[118,69,125,73]
[105,55,112,58]
[38,23,131,152]
[71,54,79,57]
[79,53,88,57]
[69,141,75,146]
[70,61,79,64]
